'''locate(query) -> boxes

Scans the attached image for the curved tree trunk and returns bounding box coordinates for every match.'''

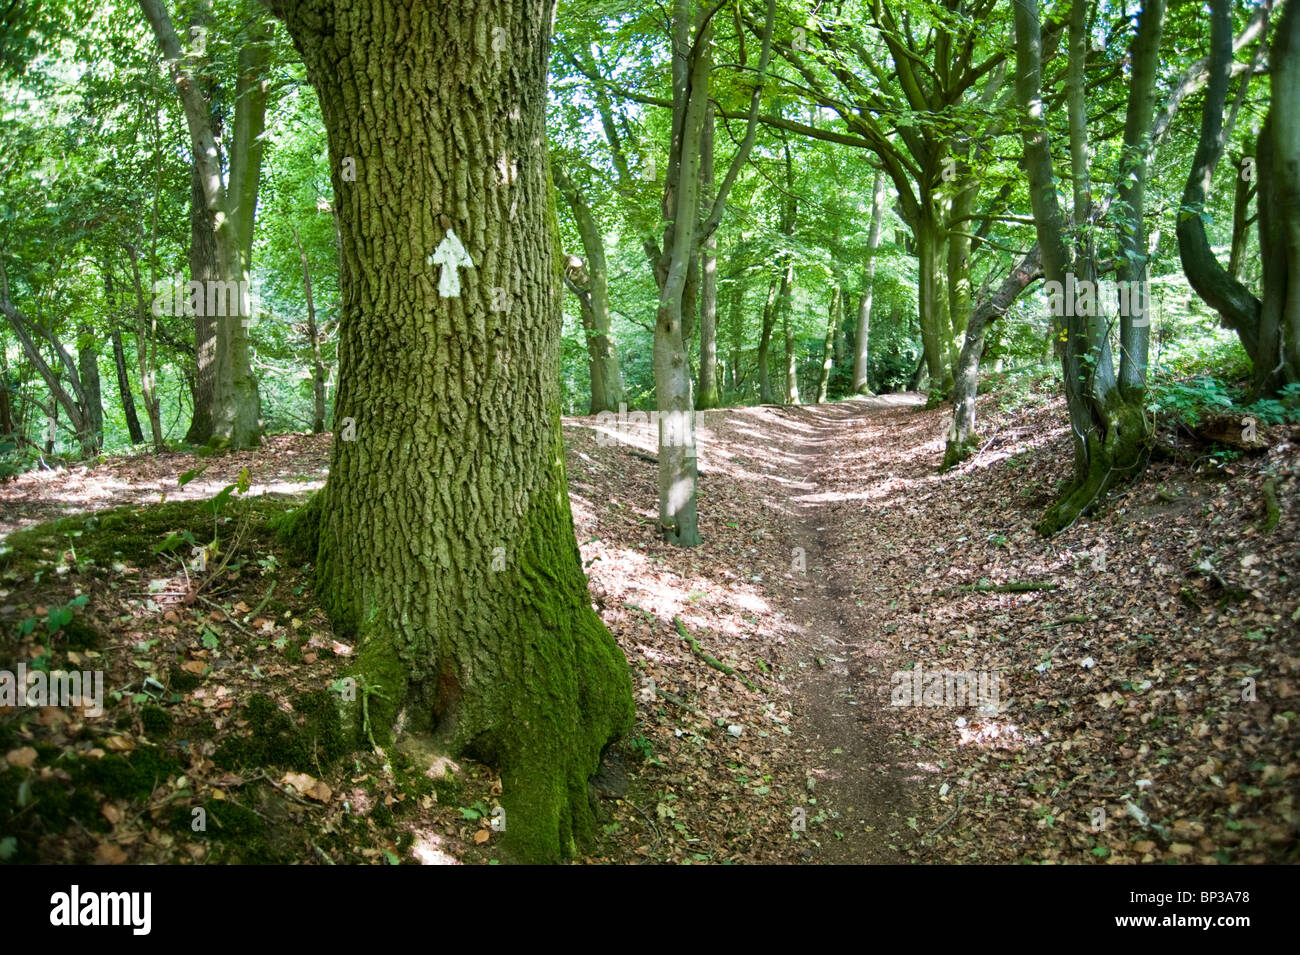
[943,245,1042,470]
[553,162,624,414]
[268,0,634,863]
[1176,0,1267,380]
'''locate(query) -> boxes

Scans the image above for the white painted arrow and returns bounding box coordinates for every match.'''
[427,228,474,298]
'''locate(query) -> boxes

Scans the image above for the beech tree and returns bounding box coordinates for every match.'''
[649,0,775,545]
[553,160,624,414]
[1178,0,1300,396]
[1014,0,1166,533]
[265,0,634,862]
[140,0,264,449]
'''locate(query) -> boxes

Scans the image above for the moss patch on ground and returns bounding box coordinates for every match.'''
[213,691,345,773]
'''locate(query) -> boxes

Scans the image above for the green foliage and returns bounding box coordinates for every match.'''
[1146,375,1236,428]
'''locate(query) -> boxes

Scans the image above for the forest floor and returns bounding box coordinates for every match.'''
[1,381,1297,864]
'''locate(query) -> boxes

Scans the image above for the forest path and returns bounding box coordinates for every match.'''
[747,394,929,862]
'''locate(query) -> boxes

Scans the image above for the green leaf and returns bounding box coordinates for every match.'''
[208,484,237,515]
[177,465,208,487]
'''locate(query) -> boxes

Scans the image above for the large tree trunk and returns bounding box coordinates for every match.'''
[852,169,886,395]
[552,162,624,414]
[268,0,633,864]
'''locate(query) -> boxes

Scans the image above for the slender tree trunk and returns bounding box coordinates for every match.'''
[943,245,1042,469]
[853,169,886,394]
[1228,152,1257,282]
[77,325,103,452]
[184,169,217,445]
[110,328,144,445]
[1017,0,1158,535]
[696,104,720,411]
[268,0,633,864]
[291,226,327,433]
[757,265,779,403]
[1116,0,1165,398]
[0,265,96,456]
[552,162,623,413]
[780,259,799,405]
[816,284,841,403]
[725,279,744,401]
[103,262,145,444]
[126,245,165,451]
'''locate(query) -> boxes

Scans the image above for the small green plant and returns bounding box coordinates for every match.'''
[458,800,491,821]
[1146,375,1234,428]
[628,734,654,762]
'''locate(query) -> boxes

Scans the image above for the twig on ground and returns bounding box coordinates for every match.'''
[674,616,761,692]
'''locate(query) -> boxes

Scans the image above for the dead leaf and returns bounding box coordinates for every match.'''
[283,771,332,803]
[474,829,491,844]
[94,842,128,864]
[4,746,38,768]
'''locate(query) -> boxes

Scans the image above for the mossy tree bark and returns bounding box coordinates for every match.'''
[267,0,634,864]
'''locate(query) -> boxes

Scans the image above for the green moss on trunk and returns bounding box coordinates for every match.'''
[1037,399,1150,535]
